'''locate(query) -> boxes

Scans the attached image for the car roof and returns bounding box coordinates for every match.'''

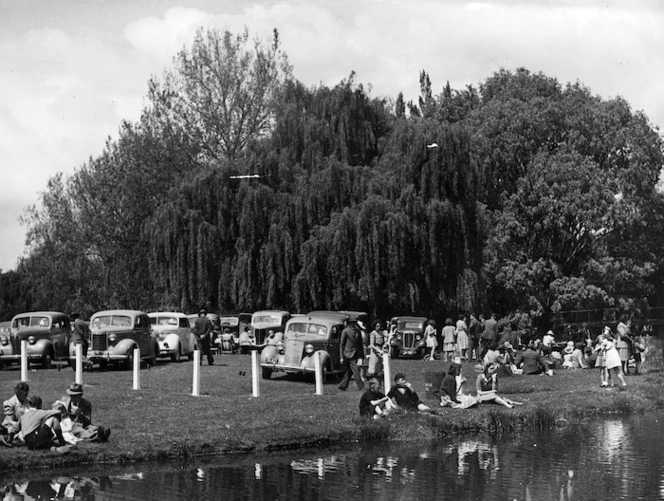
[394,316,428,322]
[12,311,67,319]
[148,312,188,318]
[306,310,368,322]
[91,310,146,317]
[252,310,289,316]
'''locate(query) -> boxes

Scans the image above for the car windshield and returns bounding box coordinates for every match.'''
[92,315,132,328]
[399,321,424,330]
[13,316,50,329]
[151,317,178,326]
[286,322,327,338]
[220,317,239,327]
[253,314,281,324]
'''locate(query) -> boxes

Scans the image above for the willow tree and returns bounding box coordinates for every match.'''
[148,27,292,162]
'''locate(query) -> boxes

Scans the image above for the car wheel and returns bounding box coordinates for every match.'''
[99,360,108,371]
[262,366,272,379]
[171,344,182,363]
[41,354,52,369]
[124,350,134,371]
[391,350,399,359]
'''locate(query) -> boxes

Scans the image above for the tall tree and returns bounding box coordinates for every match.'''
[148,27,292,162]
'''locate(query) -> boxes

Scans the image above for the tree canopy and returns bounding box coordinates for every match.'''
[5,30,664,331]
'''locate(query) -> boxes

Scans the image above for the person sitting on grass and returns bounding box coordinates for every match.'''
[475,363,523,409]
[51,401,80,445]
[515,342,553,376]
[18,396,71,454]
[359,377,392,419]
[439,363,461,407]
[2,381,30,446]
[59,383,111,442]
[387,373,434,413]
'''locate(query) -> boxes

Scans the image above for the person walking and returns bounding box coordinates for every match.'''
[456,315,469,360]
[194,309,214,366]
[424,320,438,361]
[70,313,91,367]
[479,313,498,361]
[338,321,365,392]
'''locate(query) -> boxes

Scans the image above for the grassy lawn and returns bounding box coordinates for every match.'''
[1,348,662,472]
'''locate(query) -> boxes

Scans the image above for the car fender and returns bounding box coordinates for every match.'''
[161,333,180,349]
[114,338,138,354]
[260,345,279,363]
[30,338,52,355]
[301,350,330,370]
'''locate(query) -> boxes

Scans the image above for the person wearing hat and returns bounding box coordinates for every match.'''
[194,309,214,365]
[542,330,555,355]
[386,373,434,412]
[338,320,365,392]
[358,377,391,419]
[59,383,110,442]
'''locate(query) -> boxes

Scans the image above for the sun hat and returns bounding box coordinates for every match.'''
[66,383,84,395]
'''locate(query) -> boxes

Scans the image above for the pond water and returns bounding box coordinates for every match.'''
[2,412,664,501]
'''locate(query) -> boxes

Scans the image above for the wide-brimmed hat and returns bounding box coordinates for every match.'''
[546,330,555,336]
[66,383,84,395]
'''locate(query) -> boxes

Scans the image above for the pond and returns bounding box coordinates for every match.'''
[2,412,663,501]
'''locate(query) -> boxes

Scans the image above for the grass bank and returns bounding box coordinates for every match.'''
[0,348,662,472]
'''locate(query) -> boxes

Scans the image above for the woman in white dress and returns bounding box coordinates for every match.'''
[599,327,627,387]
[455,315,469,360]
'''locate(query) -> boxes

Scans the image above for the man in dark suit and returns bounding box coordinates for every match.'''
[194,309,214,366]
[338,320,365,391]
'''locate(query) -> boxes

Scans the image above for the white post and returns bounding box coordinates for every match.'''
[251,350,260,398]
[20,340,29,382]
[75,344,83,385]
[133,348,141,390]
[382,353,391,393]
[192,350,200,397]
[314,351,324,396]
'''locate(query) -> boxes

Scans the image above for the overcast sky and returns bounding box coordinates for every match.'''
[1,0,663,272]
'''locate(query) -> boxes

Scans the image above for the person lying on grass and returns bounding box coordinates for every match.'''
[18,395,71,454]
[475,363,523,409]
[387,373,434,413]
[359,377,393,419]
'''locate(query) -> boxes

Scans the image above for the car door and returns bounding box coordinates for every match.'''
[137,315,151,356]
[51,315,70,359]
[328,323,343,369]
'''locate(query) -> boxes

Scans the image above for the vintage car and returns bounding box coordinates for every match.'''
[74,310,158,370]
[260,311,352,380]
[0,312,72,369]
[389,316,428,359]
[216,313,252,353]
[148,312,197,362]
[251,310,291,346]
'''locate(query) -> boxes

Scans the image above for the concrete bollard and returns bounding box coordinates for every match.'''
[192,350,200,396]
[382,353,391,393]
[20,340,29,382]
[251,350,260,397]
[314,351,324,396]
[132,348,141,390]
[75,344,83,385]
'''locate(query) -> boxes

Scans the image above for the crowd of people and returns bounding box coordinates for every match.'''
[356,313,648,419]
[1,381,111,454]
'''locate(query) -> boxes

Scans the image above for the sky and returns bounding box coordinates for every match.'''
[1,0,663,272]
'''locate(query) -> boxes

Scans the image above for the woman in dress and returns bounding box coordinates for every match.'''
[455,314,470,360]
[368,321,386,376]
[475,363,522,409]
[442,318,456,362]
[424,320,438,361]
[597,327,627,387]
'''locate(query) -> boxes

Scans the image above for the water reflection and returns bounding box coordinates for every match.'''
[2,414,663,501]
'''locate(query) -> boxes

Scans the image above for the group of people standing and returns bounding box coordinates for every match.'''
[424,313,499,363]
[1,381,110,453]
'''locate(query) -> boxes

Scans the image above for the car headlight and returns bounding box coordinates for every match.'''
[415,334,422,340]
[158,333,166,341]
[396,333,402,340]
[277,341,285,354]
[305,344,314,354]
[28,336,36,345]
[0,337,8,346]
[108,333,117,343]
